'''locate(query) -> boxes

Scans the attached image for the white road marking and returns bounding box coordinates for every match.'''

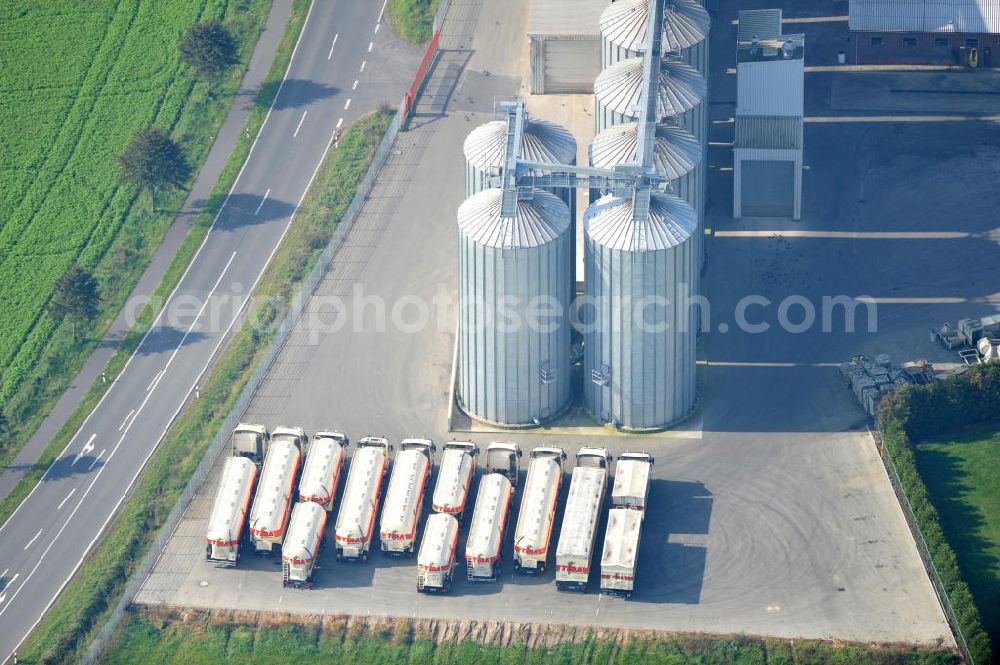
[378,0,388,23]
[146,370,163,392]
[24,529,43,550]
[0,0,325,653]
[118,409,135,431]
[368,41,373,53]
[72,434,97,466]
[360,60,367,73]
[0,569,8,581]
[352,80,359,90]
[336,117,343,129]
[374,23,380,34]
[254,188,271,215]
[0,574,19,602]
[344,98,352,110]
[327,33,339,60]
[294,110,308,137]
[57,488,77,511]
[89,449,106,471]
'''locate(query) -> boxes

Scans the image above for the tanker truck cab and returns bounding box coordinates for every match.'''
[231,423,269,466]
[485,441,522,487]
[334,436,392,562]
[512,446,567,574]
[432,441,479,523]
[271,426,307,452]
[380,438,436,556]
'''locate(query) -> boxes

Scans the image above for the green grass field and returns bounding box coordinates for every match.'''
[386,0,440,44]
[0,0,268,455]
[915,423,1000,654]
[100,614,958,665]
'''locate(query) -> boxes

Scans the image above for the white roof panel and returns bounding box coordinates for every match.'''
[556,467,606,559]
[601,507,643,570]
[528,0,608,36]
[418,513,460,570]
[466,474,513,562]
[206,457,256,545]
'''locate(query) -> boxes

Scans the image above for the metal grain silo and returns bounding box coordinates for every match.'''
[600,0,710,74]
[589,123,702,215]
[583,192,697,430]
[458,188,572,426]
[593,58,706,138]
[463,117,578,217]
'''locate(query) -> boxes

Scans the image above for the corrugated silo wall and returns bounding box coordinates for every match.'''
[583,227,697,430]
[458,224,573,426]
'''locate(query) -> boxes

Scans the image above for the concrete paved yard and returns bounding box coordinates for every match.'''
[131,0,1000,650]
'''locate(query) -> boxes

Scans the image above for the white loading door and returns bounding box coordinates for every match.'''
[543,38,599,94]
[740,159,794,218]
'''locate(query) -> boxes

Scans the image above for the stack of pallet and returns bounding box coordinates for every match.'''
[840,354,912,416]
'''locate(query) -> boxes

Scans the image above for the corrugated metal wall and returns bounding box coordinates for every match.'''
[458,190,573,426]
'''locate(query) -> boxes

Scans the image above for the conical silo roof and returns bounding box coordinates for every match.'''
[589,123,702,180]
[463,118,577,172]
[458,188,569,249]
[600,0,710,54]
[594,58,706,121]
[585,192,695,251]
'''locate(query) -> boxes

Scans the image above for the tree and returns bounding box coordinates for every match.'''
[0,406,9,451]
[50,266,100,343]
[118,127,190,212]
[178,20,238,91]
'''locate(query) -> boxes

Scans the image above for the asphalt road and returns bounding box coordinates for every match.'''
[136,0,958,647]
[0,1,418,660]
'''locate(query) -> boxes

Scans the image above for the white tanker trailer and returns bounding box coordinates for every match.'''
[416,512,460,593]
[334,437,392,562]
[248,434,302,553]
[465,472,513,581]
[431,441,478,521]
[512,446,566,574]
[299,431,348,511]
[555,447,610,591]
[282,501,327,589]
[205,456,257,564]
[380,439,435,556]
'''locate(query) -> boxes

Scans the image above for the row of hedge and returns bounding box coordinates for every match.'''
[876,363,999,665]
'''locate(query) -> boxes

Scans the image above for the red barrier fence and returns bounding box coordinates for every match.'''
[402,26,441,127]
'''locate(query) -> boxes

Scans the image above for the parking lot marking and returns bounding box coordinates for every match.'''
[715,230,970,240]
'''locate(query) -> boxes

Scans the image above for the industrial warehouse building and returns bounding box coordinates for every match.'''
[733,9,804,220]
[849,0,1000,66]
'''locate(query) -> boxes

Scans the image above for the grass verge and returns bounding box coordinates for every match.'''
[101,611,960,665]
[915,423,1000,659]
[386,0,440,45]
[0,0,312,528]
[11,107,394,665]
[877,363,999,665]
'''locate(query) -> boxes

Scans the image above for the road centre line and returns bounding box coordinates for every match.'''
[294,110,308,137]
[0,569,8,582]
[327,33,338,59]
[336,117,343,128]
[89,450,105,471]
[374,22,380,34]
[24,530,42,550]
[344,98,352,110]
[360,60,366,72]
[57,489,77,511]
[368,41,373,52]
[119,409,135,431]
[146,371,162,392]
[255,188,271,215]
[352,80,358,90]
